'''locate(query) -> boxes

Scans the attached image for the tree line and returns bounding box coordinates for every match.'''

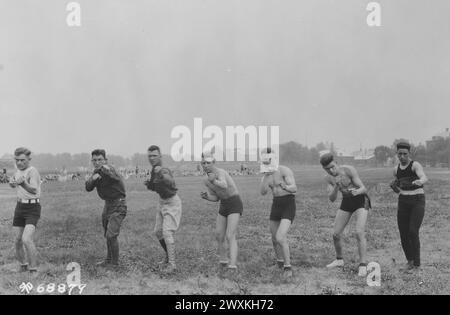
[1,137,449,171]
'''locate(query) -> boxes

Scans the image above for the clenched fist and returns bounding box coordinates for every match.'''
[207,172,217,183]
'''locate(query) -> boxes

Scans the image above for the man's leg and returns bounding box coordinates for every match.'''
[107,236,119,266]
[14,227,27,269]
[269,220,284,268]
[161,198,182,271]
[354,208,369,276]
[22,225,38,271]
[397,200,414,264]
[327,210,352,268]
[215,214,228,265]
[226,213,240,268]
[409,198,425,267]
[106,212,126,266]
[275,219,292,267]
[98,211,112,265]
[354,208,368,264]
[154,209,168,263]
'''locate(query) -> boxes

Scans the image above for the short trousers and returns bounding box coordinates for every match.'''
[102,198,127,238]
[219,195,244,217]
[13,203,41,227]
[340,194,371,213]
[154,194,182,235]
[270,194,296,222]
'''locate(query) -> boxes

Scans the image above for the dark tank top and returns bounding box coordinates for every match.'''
[396,161,423,191]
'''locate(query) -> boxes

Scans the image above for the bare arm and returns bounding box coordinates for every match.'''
[211,171,228,189]
[19,181,37,195]
[260,174,272,195]
[412,162,428,185]
[201,182,220,202]
[326,177,339,202]
[16,170,39,194]
[389,167,400,194]
[280,167,297,193]
[347,166,367,196]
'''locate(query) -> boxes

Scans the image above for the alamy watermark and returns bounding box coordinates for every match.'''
[170,118,279,162]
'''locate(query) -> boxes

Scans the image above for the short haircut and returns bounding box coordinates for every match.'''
[148,145,161,154]
[14,147,31,157]
[396,142,411,151]
[320,152,334,167]
[91,149,106,159]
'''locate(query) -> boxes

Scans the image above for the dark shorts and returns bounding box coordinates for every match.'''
[340,194,371,213]
[270,195,296,222]
[219,195,243,217]
[13,203,41,227]
[102,199,127,238]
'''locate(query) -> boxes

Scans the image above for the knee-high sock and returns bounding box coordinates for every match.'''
[159,239,168,254]
[165,241,176,266]
[106,239,112,262]
[108,237,119,265]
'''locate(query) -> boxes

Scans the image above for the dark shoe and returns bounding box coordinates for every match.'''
[29,268,39,278]
[219,261,229,268]
[282,266,293,279]
[162,263,177,274]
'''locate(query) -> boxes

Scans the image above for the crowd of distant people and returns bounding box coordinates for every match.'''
[0,168,9,183]
[0,164,258,186]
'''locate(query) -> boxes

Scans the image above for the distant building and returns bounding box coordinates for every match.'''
[336,148,376,166]
[426,128,450,147]
[426,128,450,168]
[353,149,376,167]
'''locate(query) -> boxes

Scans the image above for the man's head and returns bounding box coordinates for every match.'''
[201,151,216,173]
[320,152,339,176]
[91,149,107,170]
[396,142,411,165]
[147,145,162,167]
[14,147,31,171]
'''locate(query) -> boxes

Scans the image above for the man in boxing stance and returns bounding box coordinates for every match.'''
[86,149,127,268]
[320,152,371,277]
[390,142,428,272]
[145,145,182,274]
[259,148,297,278]
[9,147,41,274]
[200,151,243,272]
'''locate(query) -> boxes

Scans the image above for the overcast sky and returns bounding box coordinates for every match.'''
[1,0,449,157]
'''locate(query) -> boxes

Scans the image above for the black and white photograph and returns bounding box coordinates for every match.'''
[0,0,449,299]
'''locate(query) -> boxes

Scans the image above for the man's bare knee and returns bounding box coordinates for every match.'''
[22,235,34,247]
[15,238,23,247]
[216,232,225,243]
[155,230,163,240]
[226,232,236,243]
[355,230,365,241]
[275,234,286,245]
[271,235,278,244]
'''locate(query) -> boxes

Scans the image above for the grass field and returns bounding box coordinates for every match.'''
[0,166,449,295]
